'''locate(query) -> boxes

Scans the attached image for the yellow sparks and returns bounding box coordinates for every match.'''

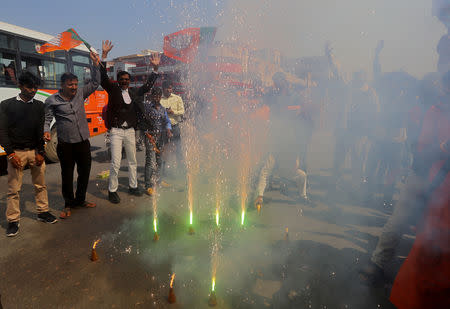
[189,211,193,225]
[241,210,245,225]
[212,277,216,291]
[153,218,157,232]
[215,210,219,226]
[170,273,175,288]
[92,239,100,249]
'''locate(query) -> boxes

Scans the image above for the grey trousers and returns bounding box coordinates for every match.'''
[256,153,307,198]
[370,171,426,269]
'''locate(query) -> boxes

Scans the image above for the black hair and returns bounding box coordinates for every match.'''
[18,71,41,87]
[150,87,163,96]
[162,80,173,89]
[60,72,78,84]
[117,71,130,80]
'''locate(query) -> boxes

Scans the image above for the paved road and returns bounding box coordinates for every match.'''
[0,132,407,308]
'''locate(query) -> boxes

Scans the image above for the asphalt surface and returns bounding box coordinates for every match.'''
[0,132,410,308]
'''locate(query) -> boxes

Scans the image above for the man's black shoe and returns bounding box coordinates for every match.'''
[6,222,19,237]
[108,191,120,204]
[128,187,143,196]
[37,211,58,224]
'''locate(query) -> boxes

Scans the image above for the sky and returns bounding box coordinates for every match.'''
[1,0,446,78]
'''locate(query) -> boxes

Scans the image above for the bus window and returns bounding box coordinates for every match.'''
[21,57,66,89]
[73,65,90,85]
[41,60,66,88]
[20,57,41,79]
[0,52,17,86]
[72,53,90,65]
[0,33,17,50]
[18,38,40,55]
[47,50,66,60]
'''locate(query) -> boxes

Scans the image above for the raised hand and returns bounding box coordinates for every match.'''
[102,40,114,59]
[324,41,333,57]
[375,40,384,55]
[149,53,161,70]
[89,51,101,66]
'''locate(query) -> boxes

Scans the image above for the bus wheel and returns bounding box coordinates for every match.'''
[45,128,59,163]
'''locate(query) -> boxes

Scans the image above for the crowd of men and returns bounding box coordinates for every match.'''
[0,41,185,236]
[242,30,449,309]
[0,21,449,307]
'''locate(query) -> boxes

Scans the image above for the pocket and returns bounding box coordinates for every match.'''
[54,102,75,117]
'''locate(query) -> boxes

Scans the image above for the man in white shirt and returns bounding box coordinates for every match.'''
[160,80,185,177]
[100,40,160,203]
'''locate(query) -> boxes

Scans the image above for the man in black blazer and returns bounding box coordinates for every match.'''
[100,40,160,203]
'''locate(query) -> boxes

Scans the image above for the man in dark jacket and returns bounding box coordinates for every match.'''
[0,72,57,237]
[100,40,160,203]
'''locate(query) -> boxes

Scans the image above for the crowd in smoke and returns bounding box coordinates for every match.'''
[160,1,450,308]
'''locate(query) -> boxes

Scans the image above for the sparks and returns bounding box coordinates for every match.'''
[92,239,100,249]
[215,210,219,226]
[170,273,175,288]
[189,211,193,225]
[212,278,216,291]
[153,218,157,232]
[241,210,245,225]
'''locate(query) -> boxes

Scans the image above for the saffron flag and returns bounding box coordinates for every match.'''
[163,27,216,63]
[36,28,93,54]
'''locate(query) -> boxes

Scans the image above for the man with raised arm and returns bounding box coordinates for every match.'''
[100,40,160,204]
[44,51,101,219]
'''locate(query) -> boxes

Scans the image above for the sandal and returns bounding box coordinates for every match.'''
[74,201,96,208]
[81,201,96,208]
[59,208,72,219]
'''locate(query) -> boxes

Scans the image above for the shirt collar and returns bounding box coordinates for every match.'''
[16,94,34,104]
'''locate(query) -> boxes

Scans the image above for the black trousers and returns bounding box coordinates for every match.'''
[57,139,91,207]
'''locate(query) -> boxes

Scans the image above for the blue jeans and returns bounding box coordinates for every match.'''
[144,135,163,189]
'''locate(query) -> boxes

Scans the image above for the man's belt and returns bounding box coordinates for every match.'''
[15,148,32,151]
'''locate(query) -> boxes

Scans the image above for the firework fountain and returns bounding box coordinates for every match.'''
[214,165,225,228]
[182,115,201,235]
[208,239,219,307]
[152,192,159,242]
[90,239,100,261]
[168,273,176,304]
[238,112,252,227]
